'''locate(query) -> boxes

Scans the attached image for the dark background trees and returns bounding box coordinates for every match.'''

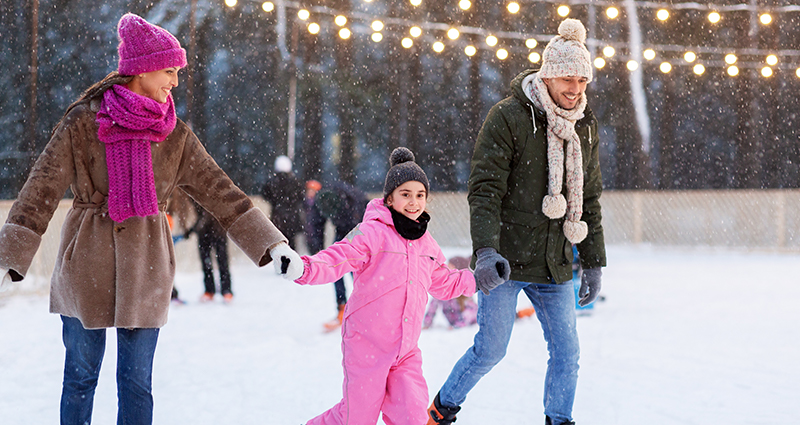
[2,0,799,199]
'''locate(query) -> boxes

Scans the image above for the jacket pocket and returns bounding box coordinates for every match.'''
[499,209,548,266]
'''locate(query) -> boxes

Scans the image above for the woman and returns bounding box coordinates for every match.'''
[0,13,302,424]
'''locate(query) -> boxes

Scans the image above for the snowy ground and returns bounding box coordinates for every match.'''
[1,245,798,425]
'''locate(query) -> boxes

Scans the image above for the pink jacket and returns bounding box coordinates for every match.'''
[296,198,475,355]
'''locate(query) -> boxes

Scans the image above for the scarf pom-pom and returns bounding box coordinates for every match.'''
[564,220,588,244]
[542,194,567,219]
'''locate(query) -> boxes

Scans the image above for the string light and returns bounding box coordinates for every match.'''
[371,32,383,42]
[371,20,384,32]
[497,49,509,60]
[693,64,705,75]
[660,62,672,73]
[766,55,778,66]
[797,68,800,78]
[401,37,413,48]
[627,60,639,71]
[432,41,445,53]
[594,57,606,69]
[761,66,773,77]
[465,45,477,56]
[233,0,800,79]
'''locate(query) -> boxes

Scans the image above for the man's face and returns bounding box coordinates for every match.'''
[542,76,588,110]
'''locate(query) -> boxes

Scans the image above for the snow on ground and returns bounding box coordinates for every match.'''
[1,245,798,424]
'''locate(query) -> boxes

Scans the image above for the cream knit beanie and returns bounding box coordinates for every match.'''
[538,19,593,83]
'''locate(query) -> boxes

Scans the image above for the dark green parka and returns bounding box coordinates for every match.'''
[468,69,606,284]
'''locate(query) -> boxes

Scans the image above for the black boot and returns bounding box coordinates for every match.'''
[427,392,460,425]
[546,416,575,425]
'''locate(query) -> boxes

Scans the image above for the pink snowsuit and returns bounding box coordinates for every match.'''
[295,198,476,425]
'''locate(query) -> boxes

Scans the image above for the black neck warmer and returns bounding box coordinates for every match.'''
[389,207,430,240]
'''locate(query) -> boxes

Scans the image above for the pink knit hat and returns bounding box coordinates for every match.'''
[539,19,593,83]
[117,13,187,76]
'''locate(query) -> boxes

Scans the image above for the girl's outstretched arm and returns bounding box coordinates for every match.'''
[294,223,372,286]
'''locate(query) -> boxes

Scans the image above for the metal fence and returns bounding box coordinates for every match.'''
[2,189,798,297]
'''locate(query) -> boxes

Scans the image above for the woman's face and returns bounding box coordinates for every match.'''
[386,181,427,221]
[129,67,180,103]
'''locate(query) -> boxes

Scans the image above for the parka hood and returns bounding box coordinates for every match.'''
[363,198,393,227]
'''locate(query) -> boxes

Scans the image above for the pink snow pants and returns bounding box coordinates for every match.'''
[306,344,429,425]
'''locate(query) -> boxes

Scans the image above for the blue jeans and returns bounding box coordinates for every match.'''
[439,280,580,424]
[60,315,160,425]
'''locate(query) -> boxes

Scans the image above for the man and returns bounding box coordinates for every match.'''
[261,155,305,249]
[427,18,606,425]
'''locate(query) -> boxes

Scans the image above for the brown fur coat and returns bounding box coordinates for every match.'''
[0,99,286,329]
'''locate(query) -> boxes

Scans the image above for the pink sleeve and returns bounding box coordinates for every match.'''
[295,227,371,286]
[428,251,476,300]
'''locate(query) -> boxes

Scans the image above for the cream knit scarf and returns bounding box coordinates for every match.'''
[527,73,588,244]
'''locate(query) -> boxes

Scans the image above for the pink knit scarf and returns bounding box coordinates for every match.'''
[97,84,176,222]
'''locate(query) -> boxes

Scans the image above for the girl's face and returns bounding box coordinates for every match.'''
[128,67,180,103]
[386,181,427,221]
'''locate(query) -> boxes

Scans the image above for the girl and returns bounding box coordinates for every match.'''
[287,147,476,425]
[0,13,302,424]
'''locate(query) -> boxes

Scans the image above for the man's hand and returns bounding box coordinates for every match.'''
[578,267,602,306]
[474,248,511,295]
[269,243,304,281]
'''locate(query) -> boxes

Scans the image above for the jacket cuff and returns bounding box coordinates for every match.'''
[226,207,287,267]
[0,223,42,280]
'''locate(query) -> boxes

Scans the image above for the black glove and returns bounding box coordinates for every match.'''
[474,248,510,295]
[578,267,602,307]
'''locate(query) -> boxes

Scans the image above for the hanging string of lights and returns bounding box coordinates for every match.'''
[223,0,800,79]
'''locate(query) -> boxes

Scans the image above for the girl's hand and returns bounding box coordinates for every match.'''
[0,267,13,292]
[269,243,304,281]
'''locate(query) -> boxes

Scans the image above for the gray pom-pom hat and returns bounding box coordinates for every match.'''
[382,147,430,200]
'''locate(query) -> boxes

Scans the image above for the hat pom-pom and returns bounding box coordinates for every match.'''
[564,220,588,244]
[558,18,586,44]
[389,147,415,167]
[542,194,567,219]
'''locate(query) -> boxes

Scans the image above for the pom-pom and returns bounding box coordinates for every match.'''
[542,194,567,219]
[563,220,588,244]
[558,18,586,44]
[389,147,415,167]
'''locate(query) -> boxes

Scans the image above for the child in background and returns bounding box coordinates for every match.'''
[423,256,478,329]
[284,147,477,425]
